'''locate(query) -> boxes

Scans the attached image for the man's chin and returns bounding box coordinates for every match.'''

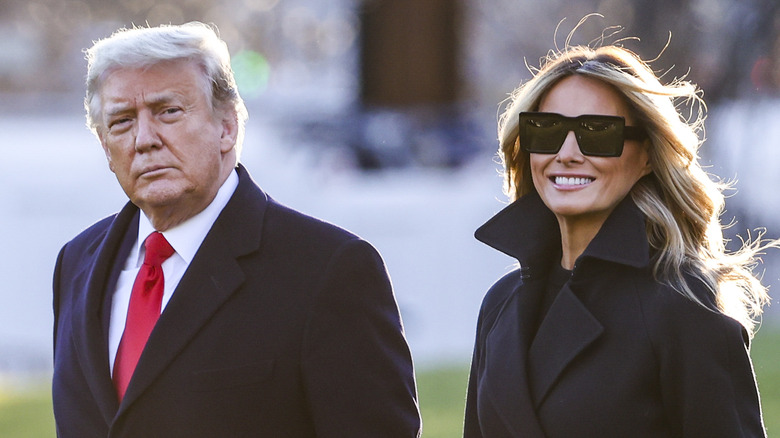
[131,186,183,210]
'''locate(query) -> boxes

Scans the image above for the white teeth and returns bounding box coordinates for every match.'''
[555,176,593,186]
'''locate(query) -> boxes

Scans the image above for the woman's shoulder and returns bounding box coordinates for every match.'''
[637,274,748,348]
[638,270,726,315]
[478,268,525,321]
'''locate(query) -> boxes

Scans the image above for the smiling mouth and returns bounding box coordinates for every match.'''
[553,176,594,186]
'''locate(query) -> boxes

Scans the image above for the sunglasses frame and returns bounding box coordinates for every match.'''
[518,112,648,157]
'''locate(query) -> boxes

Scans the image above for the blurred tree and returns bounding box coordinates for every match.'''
[358,0,461,107]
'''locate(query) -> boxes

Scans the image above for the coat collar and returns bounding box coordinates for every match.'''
[475,191,650,271]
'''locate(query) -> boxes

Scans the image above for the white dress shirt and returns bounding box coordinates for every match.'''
[108,170,239,373]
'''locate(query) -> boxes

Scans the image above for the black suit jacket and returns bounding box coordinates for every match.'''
[464,193,766,437]
[52,165,421,437]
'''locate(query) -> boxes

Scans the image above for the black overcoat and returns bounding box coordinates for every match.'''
[52,164,421,437]
[464,193,765,437]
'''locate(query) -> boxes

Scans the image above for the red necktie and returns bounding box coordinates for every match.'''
[113,231,175,401]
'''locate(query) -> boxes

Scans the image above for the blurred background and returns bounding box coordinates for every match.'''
[1,0,779,427]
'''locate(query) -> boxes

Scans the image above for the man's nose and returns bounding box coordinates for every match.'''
[134,112,162,151]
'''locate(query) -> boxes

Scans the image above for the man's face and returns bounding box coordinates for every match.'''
[98,59,237,230]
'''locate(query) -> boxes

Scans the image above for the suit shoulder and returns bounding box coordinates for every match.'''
[60,214,118,256]
[265,198,361,246]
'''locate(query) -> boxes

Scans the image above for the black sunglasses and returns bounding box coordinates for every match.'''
[518,112,648,157]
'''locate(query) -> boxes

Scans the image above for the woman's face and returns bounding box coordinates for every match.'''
[530,75,652,229]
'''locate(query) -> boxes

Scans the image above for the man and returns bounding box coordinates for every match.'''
[52,22,421,437]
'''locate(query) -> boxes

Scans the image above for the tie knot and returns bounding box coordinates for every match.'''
[143,232,175,266]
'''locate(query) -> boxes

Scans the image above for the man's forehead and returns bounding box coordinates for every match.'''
[100,66,203,113]
[101,60,202,91]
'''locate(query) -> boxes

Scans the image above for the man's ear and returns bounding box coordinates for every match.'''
[219,108,239,154]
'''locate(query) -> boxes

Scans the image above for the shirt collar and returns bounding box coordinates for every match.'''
[136,169,239,265]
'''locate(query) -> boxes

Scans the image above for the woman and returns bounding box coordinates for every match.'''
[464,44,772,437]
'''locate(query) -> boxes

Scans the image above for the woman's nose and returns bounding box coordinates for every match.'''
[556,131,583,162]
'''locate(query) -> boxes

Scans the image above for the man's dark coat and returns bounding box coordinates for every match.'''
[53,165,421,437]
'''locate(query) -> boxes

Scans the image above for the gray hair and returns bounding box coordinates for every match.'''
[84,22,248,153]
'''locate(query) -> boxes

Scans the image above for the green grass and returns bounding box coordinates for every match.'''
[754,327,780,435]
[1,329,777,438]
[418,364,470,438]
[0,383,55,438]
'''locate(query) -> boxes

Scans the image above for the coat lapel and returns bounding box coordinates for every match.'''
[482,276,549,437]
[521,196,647,408]
[527,284,604,406]
[116,166,268,411]
[71,203,139,423]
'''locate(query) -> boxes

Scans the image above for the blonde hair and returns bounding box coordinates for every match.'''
[497,44,773,336]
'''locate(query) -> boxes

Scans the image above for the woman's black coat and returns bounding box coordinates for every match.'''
[464,193,766,437]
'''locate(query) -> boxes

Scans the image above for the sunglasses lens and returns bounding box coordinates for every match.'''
[575,118,624,157]
[519,114,568,154]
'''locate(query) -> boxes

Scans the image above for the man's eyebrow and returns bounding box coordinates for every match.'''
[103,93,182,117]
[104,103,133,118]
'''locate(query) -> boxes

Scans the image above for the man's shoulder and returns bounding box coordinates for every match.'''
[264,198,360,245]
[54,213,124,280]
[64,214,118,250]
[231,165,360,246]
[60,201,137,261]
